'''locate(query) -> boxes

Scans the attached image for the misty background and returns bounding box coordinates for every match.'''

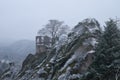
[0,0,120,45]
[0,0,119,77]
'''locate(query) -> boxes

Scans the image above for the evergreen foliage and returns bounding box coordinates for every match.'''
[82,19,120,80]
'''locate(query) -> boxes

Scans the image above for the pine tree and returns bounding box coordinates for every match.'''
[82,19,120,80]
[93,19,120,80]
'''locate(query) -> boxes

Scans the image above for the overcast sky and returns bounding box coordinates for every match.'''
[0,0,120,44]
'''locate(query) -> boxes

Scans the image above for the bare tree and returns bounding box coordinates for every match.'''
[38,20,70,47]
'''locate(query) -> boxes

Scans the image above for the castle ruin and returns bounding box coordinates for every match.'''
[36,35,52,54]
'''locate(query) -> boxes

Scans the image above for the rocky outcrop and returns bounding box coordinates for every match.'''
[13,18,101,80]
[0,60,19,80]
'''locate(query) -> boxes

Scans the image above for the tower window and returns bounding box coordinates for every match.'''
[36,38,39,43]
[41,36,44,43]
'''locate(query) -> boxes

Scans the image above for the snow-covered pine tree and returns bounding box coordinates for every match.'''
[81,19,120,80]
[93,19,120,80]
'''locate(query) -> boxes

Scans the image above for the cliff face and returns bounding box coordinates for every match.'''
[14,18,101,80]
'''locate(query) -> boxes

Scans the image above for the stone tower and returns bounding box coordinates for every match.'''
[36,35,52,54]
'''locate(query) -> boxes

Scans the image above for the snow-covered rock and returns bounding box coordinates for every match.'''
[12,18,101,80]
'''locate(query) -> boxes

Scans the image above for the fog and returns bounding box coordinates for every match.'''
[0,0,120,45]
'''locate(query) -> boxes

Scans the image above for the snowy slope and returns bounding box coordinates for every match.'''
[1,18,102,80]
